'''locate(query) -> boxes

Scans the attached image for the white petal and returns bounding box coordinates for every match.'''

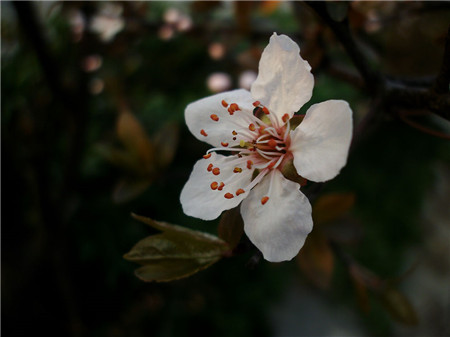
[180,153,254,221]
[185,89,256,148]
[241,170,313,262]
[251,33,314,126]
[290,100,353,182]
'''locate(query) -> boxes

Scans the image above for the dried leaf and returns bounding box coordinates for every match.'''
[218,206,244,250]
[312,193,355,225]
[113,179,152,204]
[124,215,229,282]
[152,123,179,168]
[380,287,419,325]
[116,111,155,172]
[297,232,335,289]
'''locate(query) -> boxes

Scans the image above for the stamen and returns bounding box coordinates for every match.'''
[227,107,234,115]
[210,114,219,121]
[282,113,290,123]
[253,101,260,107]
[249,123,256,131]
[210,182,218,190]
[221,142,229,147]
[212,167,220,175]
[233,167,242,173]
[232,130,237,135]
[261,196,269,205]
[200,129,208,137]
[247,160,253,169]
[224,193,234,199]
[207,163,213,172]
[203,153,212,159]
[218,182,225,191]
[233,137,237,141]
[236,188,245,196]
[221,100,228,107]
[262,107,270,115]
[230,103,239,112]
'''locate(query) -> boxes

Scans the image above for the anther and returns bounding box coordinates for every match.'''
[224,193,234,199]
[221,142,229,147]
[207,163,213,172]
[230,103,239,111]
[232,130,237,135]
[247,160,253,169]
[221,100,228,108]
[249,123,256,131]
[210,182,218,190]
[233,137,236,141]
[236,188,245,196]
[262,107,270,115]
[218,182,225,190]
[227,107,234,115]
[200,129,208,137]
[253,101,260,107]
[261,196,269,205]
[210,114,219,121]
[203,153,212,159]
[212,167,220,175]
[233,167,242,173]
[267,161,276,169]
[282,113,289,123]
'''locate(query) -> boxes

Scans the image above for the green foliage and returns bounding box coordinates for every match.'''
[124,214,229,282]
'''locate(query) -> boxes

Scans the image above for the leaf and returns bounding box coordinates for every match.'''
[297,232,335,290]
[113,179,152,204]
[380,287,419,325]
[116,111,155,172]
[312,193,355,225]
[152,122,179,168]
[218,206,244,250]
[124,214,229,282]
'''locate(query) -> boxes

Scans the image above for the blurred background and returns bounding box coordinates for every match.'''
[2,1,450,336]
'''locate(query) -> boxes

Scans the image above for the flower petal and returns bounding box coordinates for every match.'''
[251,33,314,126]
[180,153,254,221]
[290,100,353,182]
[241,170,313,262]
[185,89,256,148]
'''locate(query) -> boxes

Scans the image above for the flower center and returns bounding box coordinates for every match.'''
[202,99,293,204]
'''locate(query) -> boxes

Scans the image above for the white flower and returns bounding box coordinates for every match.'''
[180,33,353,262]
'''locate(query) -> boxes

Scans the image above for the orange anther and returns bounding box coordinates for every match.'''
[247,160,253,169]
[212,167,220,175]
[282,113,289,123]
[227,107,234,115]
[267,161,276,169]
[262,107,270,115]
[253,101,260,107]
[261,196,269,205]
[268,139,277,148]
[221,142,229,147]
[230,103,239,111]
[236,188,245,196]
[210,114,219,121]
[221,100,229,108]
[200,129,208,137]
[218,182,225,190]
[233,137,237,141]
[210,182,218,190]
[207,163,213,172]
[249,123,256,131]
[233,167,242,173]
[224,193,234,199]
[232,130,237,135]
[203,153,212,159]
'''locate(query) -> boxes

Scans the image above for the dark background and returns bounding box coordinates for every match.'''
[2,2,450,336]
